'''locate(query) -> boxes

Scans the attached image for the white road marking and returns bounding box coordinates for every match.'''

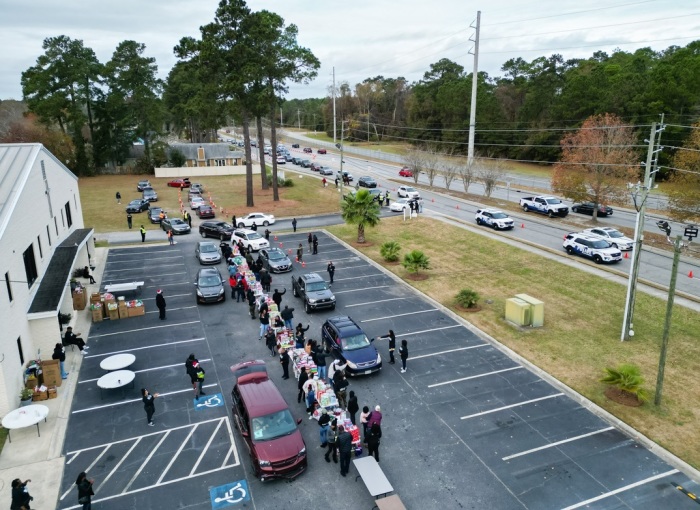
[123,430,172,493]
[158,423,198,484]
[71,384,218,414]
[302,256,359,264]
[502,427,615,461]
[398,325,462,336]
[88,322,201,339]
[83,338,205,358]
[360,308,438,322]
[141,293,190,301]
[79,359,212,384]
[333,285,390,294]
[429,366,523,388]
[104,271,188,282]
[411,344,488,360]
[190,418,225,476]
[345,297,408,308]
[460,393,564,420]
[104,262,185,273]
[333,273,384,281]
[146,306,197,314]
[109,249,173,256]
[94,437,143,493]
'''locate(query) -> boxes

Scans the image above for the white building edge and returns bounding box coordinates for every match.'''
[0,143,94,416]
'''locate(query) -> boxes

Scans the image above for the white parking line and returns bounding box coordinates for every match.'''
[79,359,212,384]
[302,256,359,264]
[108,250,173,256]
[190,418,224,476]
[333,273,383,282]
[333,264,373,271]
[411,344,488,360]
[360,309,438,322]
[398,325,462,336]
[104,263,186,273]
[460,393,564,420]
[83,338,205,359]
[158,424,198,484]
[88,321,201,339]
[123,430,171,492]
[141,293,190,301]
[94,437,143,493]
[104,271,188,282]
[146,306,197,314]
[560,469,679,510]
[428,366,523,388]
[141,281,193,288]
[333,285,390,294]
[502,427,615,461]
[345,297,408,308]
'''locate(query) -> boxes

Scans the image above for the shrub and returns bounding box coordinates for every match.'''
[169,149,186,167]
[266,176,293,187]
[601,363,649,403]
[455,289,479,308]
[380,241,401,262]
[402,250,430,273]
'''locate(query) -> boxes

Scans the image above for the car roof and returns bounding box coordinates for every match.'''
[234,228,257,235]
[568,233,602,241]
[197,267,220,276]
[198,240,217,246]
[479,208,506,214]
[299,273,323,283]
[326,315,362,335]
[237,374,289,417]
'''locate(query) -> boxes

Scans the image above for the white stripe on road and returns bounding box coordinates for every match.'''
[123,430,172,493]
[146,306,197,314]
[332,264,373,271]
[83,338,205,358]
[345,297,408,308]
[399,325,463,336]
[360,309,438,322]
[190,419,225,476]
[428,366,523,388]
[94,437,143,494]
[104,271,188,282]
[109,249,173,256]
[79,359,212,384]
[502,427,615,461]
[460,393,564,420]
[104,262,185,273]
[158,423,198,484]
[302,256,359,264]
[141,293,190,301]
[88,321,201,339]
[333,273,384,281]
[71,384,219,414]
[560,469,679,510]
[411,344,488,360]
[333,286,390,294]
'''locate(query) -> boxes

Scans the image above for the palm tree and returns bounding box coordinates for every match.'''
[341,189,381,243]
[402,250,430,274]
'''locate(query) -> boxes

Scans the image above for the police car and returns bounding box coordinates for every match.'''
[563,233,622,264]
[582,227,634,251]
[475,209,514,230]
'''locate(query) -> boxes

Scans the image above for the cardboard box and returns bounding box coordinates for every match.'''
[48,386,57,399]
[92,307,103,323]
[90,292,102,304]
[25,377,38,390]
[41,359,61,387]
[32,389,48,401]
[108,307,119,320]
[127,304,145,317]
[72,290,87,310]
[118,302,128,319]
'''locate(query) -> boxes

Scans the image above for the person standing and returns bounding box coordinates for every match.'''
[185,210,192,227]
[360,406,371,443]
[366,423,382,462]
[192,361,206,400]
[53,343,69,379]
[127,213,133,229]
[399,339,409,373]
[347,390,359,425]
[167,229,174,246]
[272,288,286,308]
[297,366,308,404]
[337,425,353,477]
[116,191,121,204]
[260,268,271,293]
[307,232,313,252]
[186,354,199,391]
[385,190,390,206]
[378,191,384,206]
[246,288,257,319]
[296,243,303,263]
[155,289,166,320]
[335,372,349,409]
[280,348,290,379]
[312,234,318,255]
[259,308,270,339]
[281,305,294,330]
[231,214,237,228]
[325,418,339,463]
[322,177,327,187]
[334,177,339,188]
[295,323,310,349]
[141,388,159,426]
[327,261,335,284]
[303,375,319,414]
[10,478,32,510]
[315,346,327,381]
[318,408,331,447]
[328,359,347,391]
[75,472,94,510]
[379,330,396,364]
[140,225,146,242]
[291,217,297,232]
[264,228,271,240]
[265,329,277,357]
[368,405,383,429]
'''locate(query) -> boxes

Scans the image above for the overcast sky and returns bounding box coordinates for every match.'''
[0,0,697,101]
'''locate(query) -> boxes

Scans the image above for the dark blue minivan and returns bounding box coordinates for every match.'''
[321,316,381,376]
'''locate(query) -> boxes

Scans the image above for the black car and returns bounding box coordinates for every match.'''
[300,159,312,168]
[356,176,377,188]
[291,143,300,148]
[292,157,303,165]
[194,267,226,304]
[572,202,613,217]
[148,207,164,224]
[199,221,234,240]
[321,316,381,376]
[303,147,312,153]
[259,248,292,273]
[125,198,150,213]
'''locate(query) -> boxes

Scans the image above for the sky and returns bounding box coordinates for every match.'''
[0,0,698,102]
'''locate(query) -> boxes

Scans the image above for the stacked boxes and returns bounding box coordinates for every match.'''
[72,287,87,310]
[41,359,61,387]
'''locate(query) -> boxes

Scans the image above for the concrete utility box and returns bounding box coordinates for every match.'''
[515,293,545,327]
[505,298,531,326]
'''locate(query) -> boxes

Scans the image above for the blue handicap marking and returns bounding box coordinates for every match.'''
[210,480,250,508]
[194,392,224,411]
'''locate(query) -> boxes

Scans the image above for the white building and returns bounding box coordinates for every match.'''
[0,144,93,416]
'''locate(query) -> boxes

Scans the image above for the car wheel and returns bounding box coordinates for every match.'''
[238,222,244,228]
[263,221,269,226]
[220,234,226,241]
[593,255,603,264]
[548,210,554,218]
[522,205,528,212]
[492,223,499,230]
[476,218,482,225]
[565,246,575,255]
[330,304,336,311]
[572,207,578,213]
[305,301,311,313]
[611,243,618,249]
[293,286,298,297]
[200,230,206,238]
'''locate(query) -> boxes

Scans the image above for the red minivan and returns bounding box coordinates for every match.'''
[230,362,307,481]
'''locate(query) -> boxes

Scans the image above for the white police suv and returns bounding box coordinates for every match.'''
[582,227,634,251]
[563,233,622,264]
[475,209,515,230]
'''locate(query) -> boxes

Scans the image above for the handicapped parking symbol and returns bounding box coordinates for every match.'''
[210,480,250,508]
[194,392,224,411]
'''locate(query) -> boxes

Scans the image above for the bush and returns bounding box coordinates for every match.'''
[266,176,294,187]
[601,363,649,403]
[380,241,401,262]
[455,289,479,308]
[133,155,154,175]
[402,250,430,273]
[169,149,186,167]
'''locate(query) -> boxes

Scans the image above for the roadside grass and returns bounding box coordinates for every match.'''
[328,216,700,469]
[79,172,342,233]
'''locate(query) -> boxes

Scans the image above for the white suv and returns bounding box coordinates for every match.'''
[583,227,633,251]
[563,233,622,264]
[232,229,270,252]
[475,209,514,230]
[397,185,420,199]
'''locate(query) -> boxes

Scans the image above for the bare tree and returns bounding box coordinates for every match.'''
[479,158,506,198]
[443,158,459,190]
[423,146,440,187]
[458,160,476,193]
[402,147,427,185]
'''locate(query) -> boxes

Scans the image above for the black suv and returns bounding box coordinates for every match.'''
[321,316,381,376]
[148,207,164,224]
[199,221,234,240]
[292,273,336,313]
[356,176,377,188]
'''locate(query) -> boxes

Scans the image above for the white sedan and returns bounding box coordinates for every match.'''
[583,227,634,251]
[397,185,420,199]
[390,198,412,212]
[235,212,275,228]
[189,196,206,210]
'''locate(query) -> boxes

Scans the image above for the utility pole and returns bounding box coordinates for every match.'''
[339,120,345,204]
[621,122,663,341]
[280,108,283,128]
[332,67,337,146]
[297,109,301,130]
[467,11,480,169]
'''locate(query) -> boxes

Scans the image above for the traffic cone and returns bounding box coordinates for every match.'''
[274,236,278,241]
[279,242,283,248]
[295,257,299,262]
[287,249,292,254]
[456,205,460,210]
[624,252,629,259]
[690,270,694,279]
[521,223,525,228]
[302,261,306,268]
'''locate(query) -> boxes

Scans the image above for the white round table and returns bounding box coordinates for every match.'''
[1,404,49,442]
[100,353,136,371]
[97,370,135,399]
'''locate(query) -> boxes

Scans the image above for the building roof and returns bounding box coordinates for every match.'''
[168,143,243,160]
[28,228,93,314]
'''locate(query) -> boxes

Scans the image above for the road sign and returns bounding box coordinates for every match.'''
[210,480,250,508]
[194,392,224,411]
[684,225,698,241]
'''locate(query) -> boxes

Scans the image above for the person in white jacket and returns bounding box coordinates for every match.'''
[302,375,320,414]
[328,359,347,391]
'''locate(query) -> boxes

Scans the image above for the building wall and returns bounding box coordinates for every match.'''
[0,146,82,415]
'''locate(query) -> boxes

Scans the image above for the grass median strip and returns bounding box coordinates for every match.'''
[328,216,700,469]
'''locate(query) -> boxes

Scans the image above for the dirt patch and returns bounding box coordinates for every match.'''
[406,273,429,281]
[455,304,482,313]
[383,260,401,266]
[352,241,375,248]
[604,387,644,407]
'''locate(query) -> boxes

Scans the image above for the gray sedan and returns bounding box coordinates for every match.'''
[196,241,222,265]
[259,248,292,273]
[194,267,226,304]
[161,218,191,235]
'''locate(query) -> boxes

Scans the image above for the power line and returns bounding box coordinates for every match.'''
[481,35,700,55]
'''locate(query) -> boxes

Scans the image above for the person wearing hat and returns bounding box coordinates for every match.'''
[155,289,166,320]
[192,361,206,400]
[318,408,331,447]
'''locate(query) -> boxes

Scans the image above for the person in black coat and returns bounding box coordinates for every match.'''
[295,323,309,348]
[185,354,198,390]
[312,234,318,254]
[291,218,297,232]
[324,418,339,463]
[337,425,353,476]
[327,261,335,284]
[315,346,328,381]
[259,268,272,293]
[141,388,159,426]
[307,232,313,252]
[155,289,166,320]
[11,478,32,510]
[379,330,396,364]
[279,348,290,379]
[246,288,257,319]
[280,305,295,330]
[347,390,359,425]
[76,472,94,509]
[63,327,88,353]
[272,288,286,308]
[53,343,69,379]
[297,367,308,403]
[265,329,277,357]
[399,339,409,373]
[334,373,349,409]
[366,422,382,462]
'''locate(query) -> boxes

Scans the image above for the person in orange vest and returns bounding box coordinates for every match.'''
[159,211,165,222]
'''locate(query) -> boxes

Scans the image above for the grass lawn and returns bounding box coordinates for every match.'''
[79,172,342,233]
[328,216,700,469]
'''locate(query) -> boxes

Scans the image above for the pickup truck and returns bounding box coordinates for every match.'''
[291,273,336,313]
[519,196,569,217]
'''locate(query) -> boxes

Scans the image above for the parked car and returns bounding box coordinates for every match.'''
[190,183,205,193]
[197,205,216,219]
[235,212,275,228]
[399,167,413,177]
[230,363,307,481]
[563,233,622,264]
[291,157,303,165]
[167,178,191,188]
[356,176,377,188]
[137,180,151,191]
[284,154,294,162]
[475,209,514,230]
[259,248,292,273]
[303,147,312,153]
[125,199,150,213]
[397,185,420,199]
[300,159,312,168]
[572,202,613,217]
[142,187,158,202]
[189,196,206,209]
[317,148,327,154]
[161,217,191,235]
[276,156,286,164]
[196,241,222,265]
[310,162,322,172]
[194,267,226,304]
[199,221,234,240]
[583,227,633,250]
[292,273,336,313]
[321,316,381,376]
[389,198,411,212]
[148,207,164,223]
[291,143,300,148]
[233,229,270,251]
[319,166,334,176]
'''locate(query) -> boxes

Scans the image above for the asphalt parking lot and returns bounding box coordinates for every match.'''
[58,229,699,509]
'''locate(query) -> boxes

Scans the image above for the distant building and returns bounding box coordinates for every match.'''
[168,143,244,167]
[0,143,93,415]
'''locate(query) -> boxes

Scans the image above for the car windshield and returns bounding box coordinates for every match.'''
[341,333,371,351]
[217,223,231,229]
[268,250,285,261]
[591,240,611,249]
[246,232,262,240]
[198,275,221,287]
[607,230,624,238]
[129,200,141,206]
[492,212,509,219]
[547,198,562,204]
[251,409,297,441]
[306,281,328,292]
[171,219,185,226]
[404,187,416,192]
[200,244,218,253]
[150,209,161,215]
[192,198,204,203]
